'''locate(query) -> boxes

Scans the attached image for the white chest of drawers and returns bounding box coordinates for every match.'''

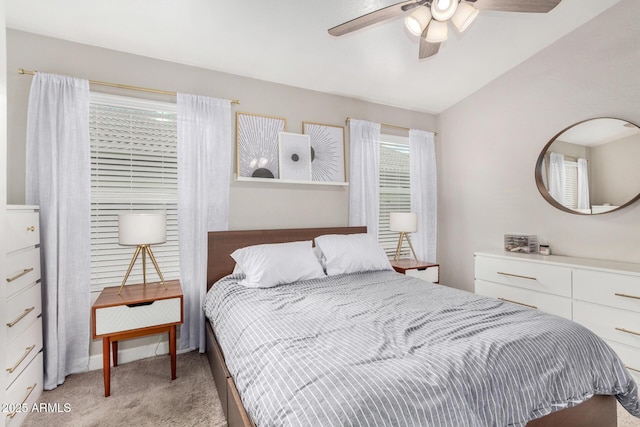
[475,250,640,382]
[3,206,43,427]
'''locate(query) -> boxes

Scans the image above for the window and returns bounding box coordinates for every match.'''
[89,93,179,291]
[562,159,578,209]
[378,134,411,258]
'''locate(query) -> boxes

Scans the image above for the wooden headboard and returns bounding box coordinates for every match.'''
[206,226,366,289]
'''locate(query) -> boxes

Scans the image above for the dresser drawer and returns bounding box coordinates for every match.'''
[4,352,44,427]
[5,283,42,343]
[405,266,439,283]
[475,279,572,319]
[5,317,43,388]
[574,300,640,350]
[94,296,182,336]
[603,339,640,384]
[6,247,41,299]
[6,211,39,253]
[573,269,640,312]
[475,255,572,297]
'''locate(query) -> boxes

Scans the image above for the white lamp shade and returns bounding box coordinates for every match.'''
[451,1,479,33]
[431,0,458,21]
[425,20,448,43]
[118,212,166,246]
[389,212,418,233]
[405,6,432,36]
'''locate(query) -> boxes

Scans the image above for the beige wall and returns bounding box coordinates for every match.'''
[438,0,640,292]
[590,133,640,206]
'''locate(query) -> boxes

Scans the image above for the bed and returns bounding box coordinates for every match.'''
[203,227,639,427]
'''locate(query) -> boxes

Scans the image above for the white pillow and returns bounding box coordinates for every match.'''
[231,240,325,288]
[315,233,392,276]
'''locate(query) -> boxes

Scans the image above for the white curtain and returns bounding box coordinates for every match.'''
[577,158,590,211]
[177,93,231,352]
[348,120,381,238]
[548,152,565,204]
[25,73,91,390]
[409,129,437,263]
[540,158,548,190]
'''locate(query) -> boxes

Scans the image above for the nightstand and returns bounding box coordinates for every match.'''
[391,259,440,283]
[92,280,183,397]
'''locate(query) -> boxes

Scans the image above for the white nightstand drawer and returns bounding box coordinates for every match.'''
[6,283,42,343]
[603,339,640,383]
[405,267,439,283]
[6,211,40,254]
[574,300,640,350]
[6,247,41,299]
[573,269,640,312]
[475,279,572,319]
[6,317,43,388]
[95,297,182,336]
[475,255,572,297]
[5,352,44,427]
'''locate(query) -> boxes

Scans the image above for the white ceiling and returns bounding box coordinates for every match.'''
[5,0,622,114]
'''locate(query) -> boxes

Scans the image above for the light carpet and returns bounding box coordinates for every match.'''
[22,351,639,426]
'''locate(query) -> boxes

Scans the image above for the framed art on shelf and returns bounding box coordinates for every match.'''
[237,112,287,179]
[302,122,346,183]
[278,132,312,181]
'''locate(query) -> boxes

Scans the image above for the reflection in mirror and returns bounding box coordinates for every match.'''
[535,118,640,214]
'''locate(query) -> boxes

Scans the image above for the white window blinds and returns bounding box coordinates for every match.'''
[563,160,578,209]
[89,93,179,291]
[378,134,411,258]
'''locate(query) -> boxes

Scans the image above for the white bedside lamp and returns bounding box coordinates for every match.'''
[390,212,418,261]
[118,212,167,294]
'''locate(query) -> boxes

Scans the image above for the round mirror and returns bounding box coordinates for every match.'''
[535,118,640,214]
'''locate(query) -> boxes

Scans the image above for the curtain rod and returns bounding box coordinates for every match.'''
[345,117,437,136]
[18,68,240,105]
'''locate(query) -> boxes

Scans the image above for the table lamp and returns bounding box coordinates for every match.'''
[389,212,418,261]
[118,212,167,294]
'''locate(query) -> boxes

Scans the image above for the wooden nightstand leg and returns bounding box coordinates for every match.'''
[169,325,177,380]
[112,340,118,367]
[102,337,111,397]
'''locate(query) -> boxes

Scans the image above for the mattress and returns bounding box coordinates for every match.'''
[204,270,640,426]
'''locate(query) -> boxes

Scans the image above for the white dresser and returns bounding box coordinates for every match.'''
[3,206,43,427]
[475,251,640,383]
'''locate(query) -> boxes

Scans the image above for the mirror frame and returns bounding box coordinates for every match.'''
[535,117,640,215]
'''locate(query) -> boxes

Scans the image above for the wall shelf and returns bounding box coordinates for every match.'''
[235,175,349,187]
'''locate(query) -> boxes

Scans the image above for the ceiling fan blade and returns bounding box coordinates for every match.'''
[419,37,440,59]
[467,0,561,13]
[328,1,417,36]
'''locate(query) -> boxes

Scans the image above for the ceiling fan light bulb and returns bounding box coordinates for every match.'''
[425,20,448,43]
[451,1,479,33]
[405,7,432,36]
[431,0,458,21]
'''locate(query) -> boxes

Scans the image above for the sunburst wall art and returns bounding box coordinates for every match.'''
[302,122,346,183]
[237,112,286,179]
[278,132,312,181]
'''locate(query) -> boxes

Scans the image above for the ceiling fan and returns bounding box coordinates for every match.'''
[328,0,562,59]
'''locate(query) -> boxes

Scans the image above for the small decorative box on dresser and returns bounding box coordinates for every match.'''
[92,280,183,397]
[391,259,440,283]
[3,206,43,427]
[475,250,640,382]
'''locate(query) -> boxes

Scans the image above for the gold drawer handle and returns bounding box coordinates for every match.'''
[615,327,640,337]
[26,225,36,232]
[497,272,537,281]
[498,297,538,309]
[615,293,640,301]
[6,383,37,419]
[6,307,35,327]
[626,365,640,373]
[6,345,36,374]
[6,268,34,283]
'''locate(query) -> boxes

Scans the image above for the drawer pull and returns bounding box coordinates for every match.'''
[615,327,640,337]
[615,293,640,301]
[498,297,538,309]
[6,307,36,327]
[6,383,37,419]
[497,272,537,281]
[26,225,36,232]
[6,345,36,374]
[626,365,640,373]
[6,268,34,283]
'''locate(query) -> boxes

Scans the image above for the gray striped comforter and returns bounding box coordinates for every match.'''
[203,270,640,426]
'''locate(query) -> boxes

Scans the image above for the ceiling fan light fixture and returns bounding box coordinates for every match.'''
[405,6,432,36]
[431,0,458,22]
[451,1,479,32]
[425,20,448,43]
